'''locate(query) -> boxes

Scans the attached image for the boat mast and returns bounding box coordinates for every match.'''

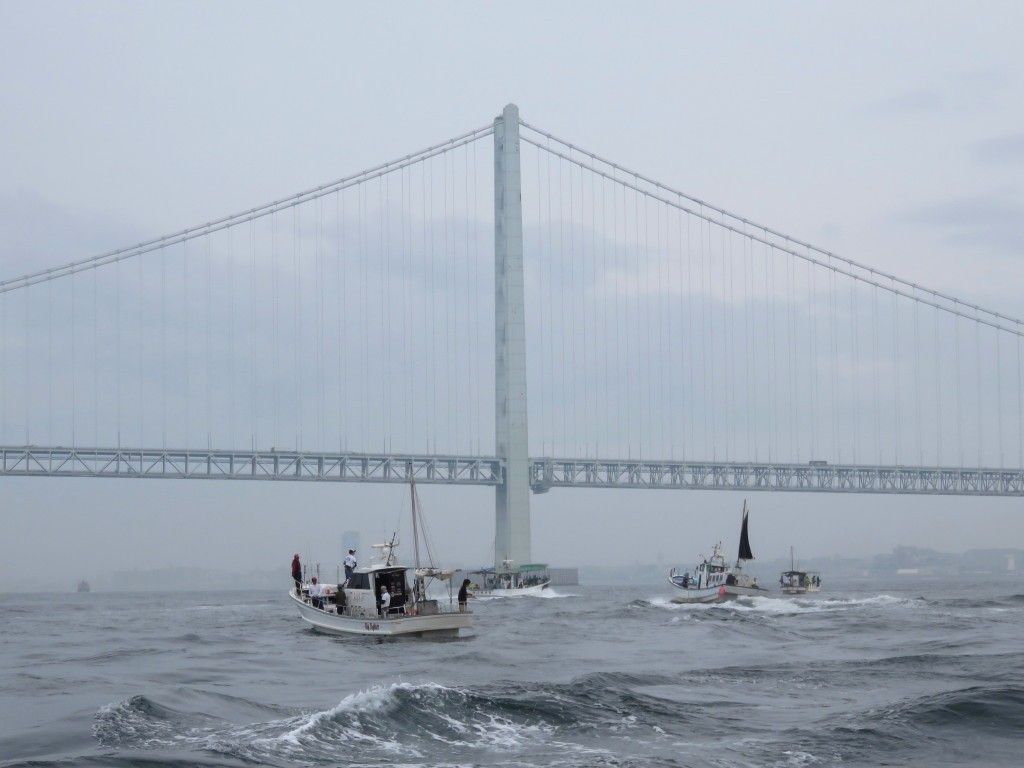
[410,480,422,572]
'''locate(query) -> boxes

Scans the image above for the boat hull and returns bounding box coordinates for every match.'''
[667,581,768,603]
[290,592,471,637]
[780,585,821,595]
[669,585,728,604]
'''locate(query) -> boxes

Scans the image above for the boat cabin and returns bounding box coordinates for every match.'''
[671,546,730,590]
[299,564,452,619]
[692,558,728,589]
[298,565,412,618]
[345,566,410,616]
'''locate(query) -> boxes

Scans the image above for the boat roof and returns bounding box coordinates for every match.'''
[355,564,408,574]
[781,569,819,576]
[468,562,549,574]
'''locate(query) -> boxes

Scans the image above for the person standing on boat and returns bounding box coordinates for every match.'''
[458,578,473,613]
[335,583,346,614]
[291,554,302,594]
[343,550,357,583]
[309,577,324,610]
[379,586,391,616]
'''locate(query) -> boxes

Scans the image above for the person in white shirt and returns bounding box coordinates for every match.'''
[379,587,391,616]
[343,550,357,583]
[308,577,324,610]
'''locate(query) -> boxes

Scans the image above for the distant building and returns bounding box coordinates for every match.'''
[548,567,579,586]
[961,548,1024,575]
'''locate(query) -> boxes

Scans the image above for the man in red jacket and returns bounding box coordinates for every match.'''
[291,554,302,595]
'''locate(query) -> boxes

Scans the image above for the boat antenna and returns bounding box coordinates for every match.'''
[385,529,398,566]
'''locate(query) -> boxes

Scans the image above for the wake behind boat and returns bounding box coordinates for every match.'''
[668,500,767,603]
[290,482,471,638]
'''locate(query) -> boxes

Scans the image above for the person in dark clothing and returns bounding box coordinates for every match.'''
[458,578,473,613]
[335,585,347,614]
[291,554,302,594]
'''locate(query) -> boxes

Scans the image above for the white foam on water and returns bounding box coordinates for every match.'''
[470,713,551,749]
[92,697,181,749]
[646,593,914,615]
[274,682,448,745]
[473,588,578,601]
[781,749,820,766]
[248,681,560,758]
[537,589,579,599]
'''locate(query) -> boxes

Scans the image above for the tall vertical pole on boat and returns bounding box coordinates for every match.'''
[410,480,423,603]
[493,103,531,572]
[410,481,422,572]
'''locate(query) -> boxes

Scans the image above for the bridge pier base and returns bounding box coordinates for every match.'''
[493,103,532,570]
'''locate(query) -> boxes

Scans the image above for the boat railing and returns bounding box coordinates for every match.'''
[299,593,462,618]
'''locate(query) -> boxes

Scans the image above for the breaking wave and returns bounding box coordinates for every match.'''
[77,679,1024,768]
[91,673,725,764]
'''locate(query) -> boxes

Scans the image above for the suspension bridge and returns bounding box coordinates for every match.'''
[2,104,1023,567]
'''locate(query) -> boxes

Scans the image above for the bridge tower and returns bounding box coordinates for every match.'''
[493,103,531,570]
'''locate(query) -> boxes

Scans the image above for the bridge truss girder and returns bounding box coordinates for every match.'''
[2,446,1024,496]
[0,447,502,486]
[529,458,1024,497]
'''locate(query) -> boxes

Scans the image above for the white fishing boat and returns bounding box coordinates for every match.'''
[289,482,471,638]
[668,500,767,603]
[779,547,822,595]
[466,561,551,597]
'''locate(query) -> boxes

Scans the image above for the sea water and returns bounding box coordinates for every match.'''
[1,578,1022,767]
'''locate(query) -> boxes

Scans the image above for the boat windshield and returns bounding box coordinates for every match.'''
[347,572,372,590]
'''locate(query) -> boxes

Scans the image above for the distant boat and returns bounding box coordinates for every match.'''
[466,561,551,597]
[76,580,91,593]
[779,547,822,594]
[668,500,768,603]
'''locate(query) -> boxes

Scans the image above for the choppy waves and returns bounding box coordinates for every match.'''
[5,585,1024,768]
[770,684,1024,765]
[91,676,679,765]
[85,673,1024,767]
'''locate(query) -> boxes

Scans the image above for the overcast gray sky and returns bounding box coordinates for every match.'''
[2,1,1023,589]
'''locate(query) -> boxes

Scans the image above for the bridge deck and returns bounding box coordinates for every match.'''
[2,447,1022,496]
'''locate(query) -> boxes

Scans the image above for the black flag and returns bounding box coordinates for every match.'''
[738,509,754,561]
